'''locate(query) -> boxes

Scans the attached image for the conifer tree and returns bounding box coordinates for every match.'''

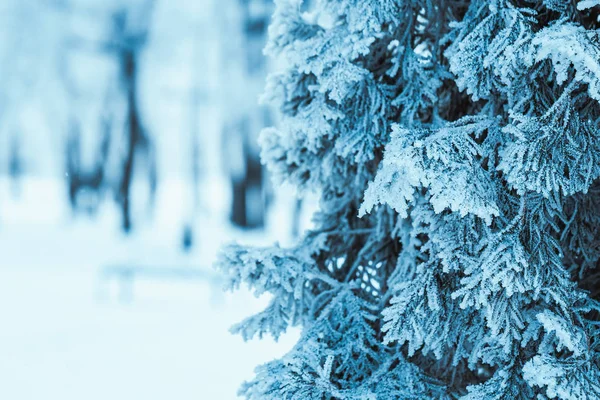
[218,0,600,397]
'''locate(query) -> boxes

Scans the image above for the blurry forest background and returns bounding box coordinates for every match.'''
[0,0,310,398]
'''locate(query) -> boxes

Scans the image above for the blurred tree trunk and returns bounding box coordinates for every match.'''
[225,0,272,229]
[182,23,206,251]
[60,2,155,231]
[119,48,140,232]
[110,6,155,232]
[65,114,111,214]
[8,134,23,198]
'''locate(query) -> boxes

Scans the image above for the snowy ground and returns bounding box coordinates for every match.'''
[0,177,309,400]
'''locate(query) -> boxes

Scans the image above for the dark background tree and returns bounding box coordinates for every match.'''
[220,0,273,230]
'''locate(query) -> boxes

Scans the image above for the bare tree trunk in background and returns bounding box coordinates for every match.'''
[119,50,139,232]
[59,2,155,231]
[228,117,250,228]
[182,23,205,252]
[291,199,303,238]
[65,114,111,215]
[110,6,155,233]
[243,134,264,228]
[226,0,272,230]
[8,133,23,198]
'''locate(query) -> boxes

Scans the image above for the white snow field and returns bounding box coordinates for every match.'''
[0,177,305,400]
